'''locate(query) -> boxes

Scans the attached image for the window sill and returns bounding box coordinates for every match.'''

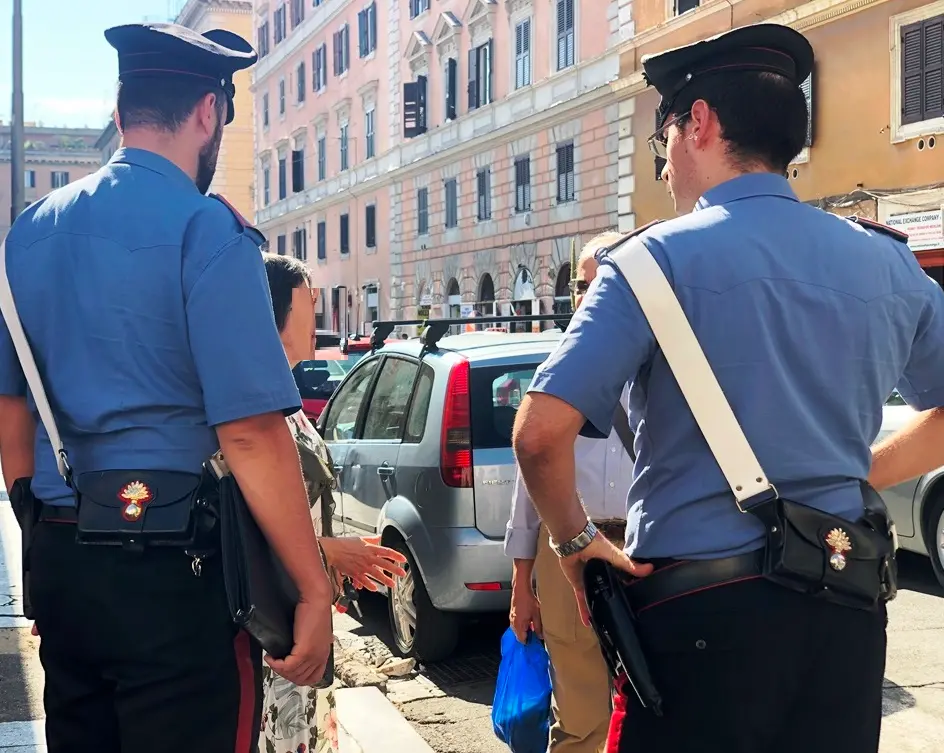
[892,118,944,145]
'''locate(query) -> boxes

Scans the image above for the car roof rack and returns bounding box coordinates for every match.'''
[370,314,572,354]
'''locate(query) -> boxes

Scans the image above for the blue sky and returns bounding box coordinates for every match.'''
[0,0,189,130]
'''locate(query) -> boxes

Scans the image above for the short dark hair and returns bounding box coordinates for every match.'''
[115,76,226,132]
[263,253,312,333]
[670,71,808,175]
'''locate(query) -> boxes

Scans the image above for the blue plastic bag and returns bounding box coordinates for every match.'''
[491,627,552,753]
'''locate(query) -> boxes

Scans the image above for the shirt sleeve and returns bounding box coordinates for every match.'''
[527,246,658,438]
[0,242,27,398]
[184,213,301,427]
[897,273,944,411]
[504,466,541,559]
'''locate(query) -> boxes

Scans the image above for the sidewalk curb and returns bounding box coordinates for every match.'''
[335,687,434,753]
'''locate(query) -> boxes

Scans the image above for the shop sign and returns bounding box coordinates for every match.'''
[885,208,944,252]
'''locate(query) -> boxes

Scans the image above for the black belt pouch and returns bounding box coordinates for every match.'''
[747,490,896,611]
[9,477,40,620]
[74,469,216,549]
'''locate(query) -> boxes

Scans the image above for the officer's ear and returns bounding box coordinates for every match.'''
[193,91,222,138]
[688,99,715,148]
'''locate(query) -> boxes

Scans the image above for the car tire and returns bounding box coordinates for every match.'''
[924,492,944,590]
[386,538,459,663]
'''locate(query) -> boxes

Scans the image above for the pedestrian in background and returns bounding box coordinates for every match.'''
[0,23,334,753]
[505,232,633,753]
[512,23,940,753]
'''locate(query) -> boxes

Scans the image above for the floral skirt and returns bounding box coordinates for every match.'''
[259,664,339,753]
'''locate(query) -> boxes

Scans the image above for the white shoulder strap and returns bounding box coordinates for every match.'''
[0,240,72,480]
[608,236,773,507]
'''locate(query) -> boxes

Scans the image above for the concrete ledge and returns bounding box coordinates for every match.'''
[335,686,434,753]
[0,720,44,750]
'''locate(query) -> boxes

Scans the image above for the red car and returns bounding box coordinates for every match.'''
[292,351,352,421]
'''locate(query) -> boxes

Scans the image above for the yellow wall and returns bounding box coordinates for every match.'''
[623,0,944,225]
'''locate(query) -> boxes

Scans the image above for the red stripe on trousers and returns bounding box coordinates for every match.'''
[606,679,629,753]
[233,631,255,753]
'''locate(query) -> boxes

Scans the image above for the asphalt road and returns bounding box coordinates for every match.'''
[342,552,944,753]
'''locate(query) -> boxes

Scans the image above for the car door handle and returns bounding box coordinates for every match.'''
[333,465,344,474]
[377,465,395,478]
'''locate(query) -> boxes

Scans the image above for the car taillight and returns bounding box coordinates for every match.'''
[441,358,472,487]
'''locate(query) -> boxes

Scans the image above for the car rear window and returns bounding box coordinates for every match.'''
[469,363,541,449]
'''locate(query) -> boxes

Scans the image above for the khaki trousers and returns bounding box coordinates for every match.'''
[534,525,611,753]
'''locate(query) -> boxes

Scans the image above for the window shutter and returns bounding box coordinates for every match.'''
[333,32,339,76]
[800,71,813,147]
[446,58,457,120]
[487,39,494,105]
[901,21,925,125]
[370,3,377,51]
[344,25,350,70]
[365,205,376,248]
[358,10,366,57]
[403,80,427,138]
[655,109,666,181]
[468,47,479,110]
[340,214,350,253]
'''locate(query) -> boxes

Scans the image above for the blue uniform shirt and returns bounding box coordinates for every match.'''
[0,147,301,505]
[529,173,944,560]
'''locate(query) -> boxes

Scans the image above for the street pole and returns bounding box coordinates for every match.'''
[10,0,25,225]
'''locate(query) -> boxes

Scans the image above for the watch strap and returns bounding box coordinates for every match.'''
[551,519,598,558]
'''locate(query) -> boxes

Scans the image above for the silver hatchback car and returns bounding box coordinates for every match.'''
[317,328,563,662]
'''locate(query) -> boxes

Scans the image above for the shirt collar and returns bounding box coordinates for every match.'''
[694,173,798,211]
[109,147,198,194]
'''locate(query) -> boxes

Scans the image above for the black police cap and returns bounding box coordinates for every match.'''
[643,23,814,128]
[104,22,258,125]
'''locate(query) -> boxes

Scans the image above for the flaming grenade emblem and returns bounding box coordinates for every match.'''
[825,527,852,572]
[119,480,153,522]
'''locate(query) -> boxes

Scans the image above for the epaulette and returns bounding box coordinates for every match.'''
[847,216,909,244]
[597,219,666,259]
[209,193,267,249]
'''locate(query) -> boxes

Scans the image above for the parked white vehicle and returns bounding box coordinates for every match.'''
[879,391,944,588]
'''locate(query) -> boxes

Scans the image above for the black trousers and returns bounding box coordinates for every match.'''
[29,519,263,753]
[610,577,887,753]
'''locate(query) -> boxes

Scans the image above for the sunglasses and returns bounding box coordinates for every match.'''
[646,112,689,159]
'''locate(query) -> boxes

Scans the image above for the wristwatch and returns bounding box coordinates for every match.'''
[550,519,598,558]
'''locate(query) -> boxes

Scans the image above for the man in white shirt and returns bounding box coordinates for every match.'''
[504,232,633,753]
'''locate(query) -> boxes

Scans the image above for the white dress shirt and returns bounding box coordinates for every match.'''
[503,385,634,560]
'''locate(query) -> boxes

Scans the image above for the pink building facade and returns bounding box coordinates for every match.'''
[252,0,634,332]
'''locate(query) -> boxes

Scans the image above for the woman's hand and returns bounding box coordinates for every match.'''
[320,536,407,591]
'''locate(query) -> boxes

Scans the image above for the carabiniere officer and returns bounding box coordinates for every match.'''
[512,22,944,753]
[0,23,334,753]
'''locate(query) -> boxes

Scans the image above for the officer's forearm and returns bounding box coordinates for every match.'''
[870,406,944,490]
[0,396,35,483]
[216,413,332,601]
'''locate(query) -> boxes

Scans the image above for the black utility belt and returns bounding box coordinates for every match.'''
[584,494,898,717]
[70,468,219,552]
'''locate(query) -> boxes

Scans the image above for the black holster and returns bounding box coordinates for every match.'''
[9,477,40,620]
[583,558,663,716]
[745,482,898,611]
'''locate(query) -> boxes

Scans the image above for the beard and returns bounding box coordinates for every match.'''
[195,117,224,195]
